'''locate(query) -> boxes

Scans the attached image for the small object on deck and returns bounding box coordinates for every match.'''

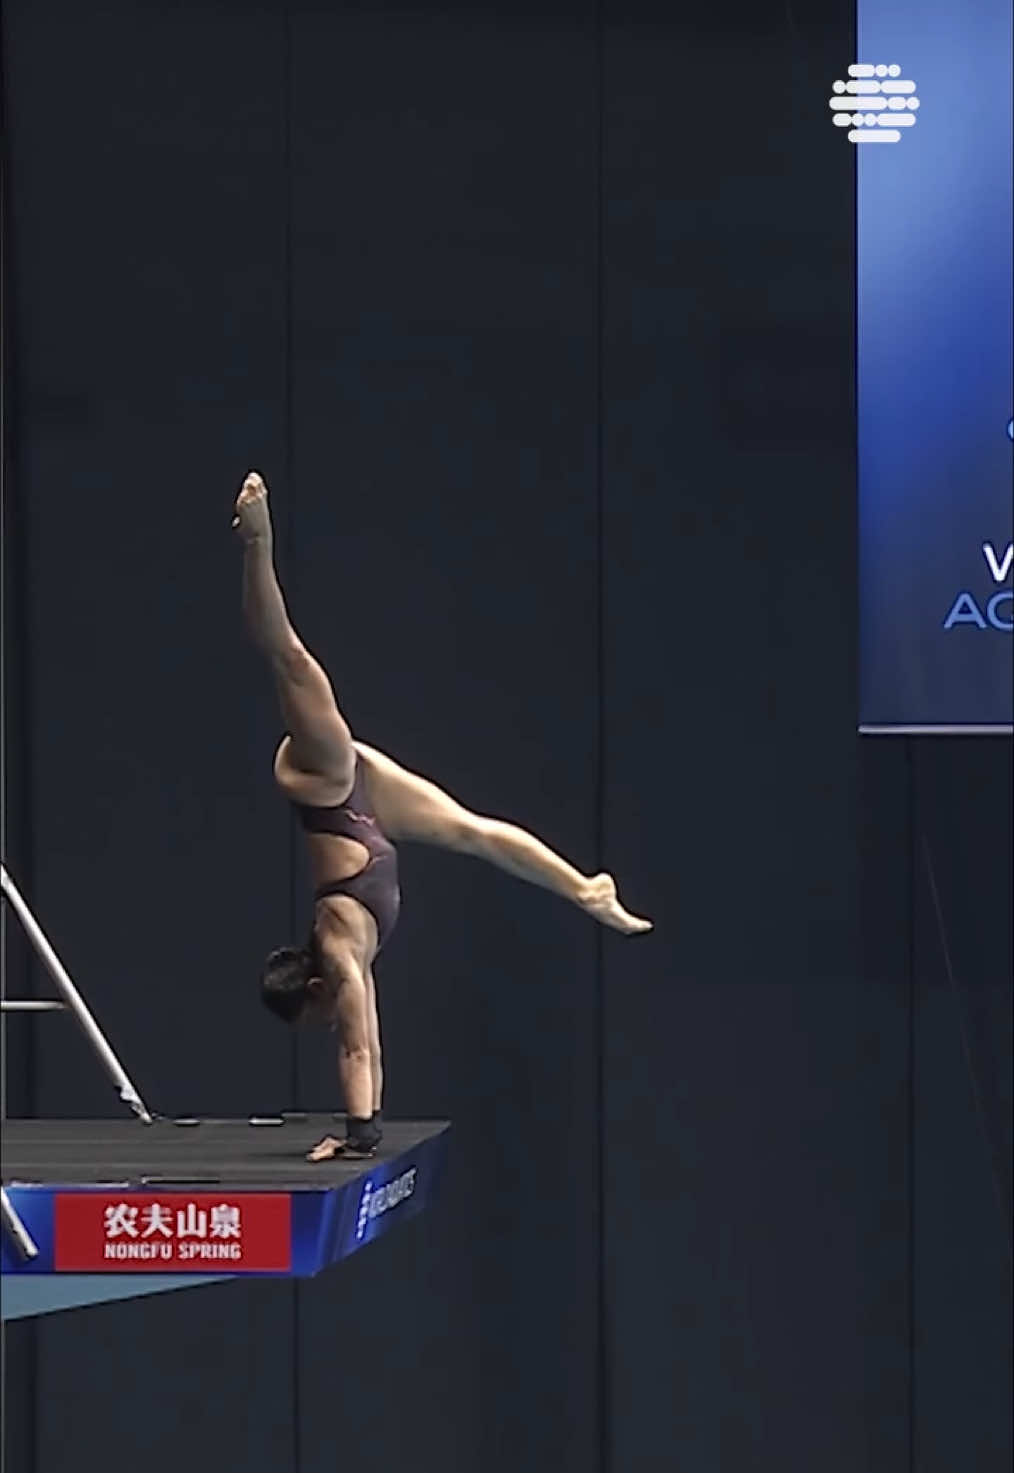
[141,1176,221,1186]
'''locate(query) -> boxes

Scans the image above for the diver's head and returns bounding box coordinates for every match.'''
[260,944,323,1024]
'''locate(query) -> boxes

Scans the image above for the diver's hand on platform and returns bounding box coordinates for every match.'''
[232,471,273,544]
[581,873,652,935]
[307,1135,344,1162]
[307,1134,377,1162]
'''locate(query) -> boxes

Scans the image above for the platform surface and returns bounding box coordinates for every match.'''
[2,1116,450,1318]
[2,1116,443,1187]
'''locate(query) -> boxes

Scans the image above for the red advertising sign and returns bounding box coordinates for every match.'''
[54,1193,292,1272]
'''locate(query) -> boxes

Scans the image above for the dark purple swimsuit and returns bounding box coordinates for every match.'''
[296,762,401,950]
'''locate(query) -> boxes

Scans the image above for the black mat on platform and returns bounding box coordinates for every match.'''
[1,1117,448,1188]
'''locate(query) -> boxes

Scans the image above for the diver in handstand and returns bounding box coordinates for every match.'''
[233,472,651,1160]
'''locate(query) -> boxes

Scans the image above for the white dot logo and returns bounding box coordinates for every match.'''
[829,63,919,144]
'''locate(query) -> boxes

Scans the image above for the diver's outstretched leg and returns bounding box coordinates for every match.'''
[356,743,652,935]
[234,471,356,796]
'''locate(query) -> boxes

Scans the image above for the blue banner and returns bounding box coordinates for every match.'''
[857,0,1012,732]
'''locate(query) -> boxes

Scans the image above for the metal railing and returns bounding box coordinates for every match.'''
[1,863,153,1259]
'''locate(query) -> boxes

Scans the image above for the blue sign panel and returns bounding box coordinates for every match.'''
[857,0,1012,731]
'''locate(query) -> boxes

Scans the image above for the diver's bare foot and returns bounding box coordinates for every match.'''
[232,470,273,544]
[581,873,653,935]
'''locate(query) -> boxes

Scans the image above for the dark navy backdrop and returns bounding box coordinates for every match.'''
[3,4,1010,1472]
